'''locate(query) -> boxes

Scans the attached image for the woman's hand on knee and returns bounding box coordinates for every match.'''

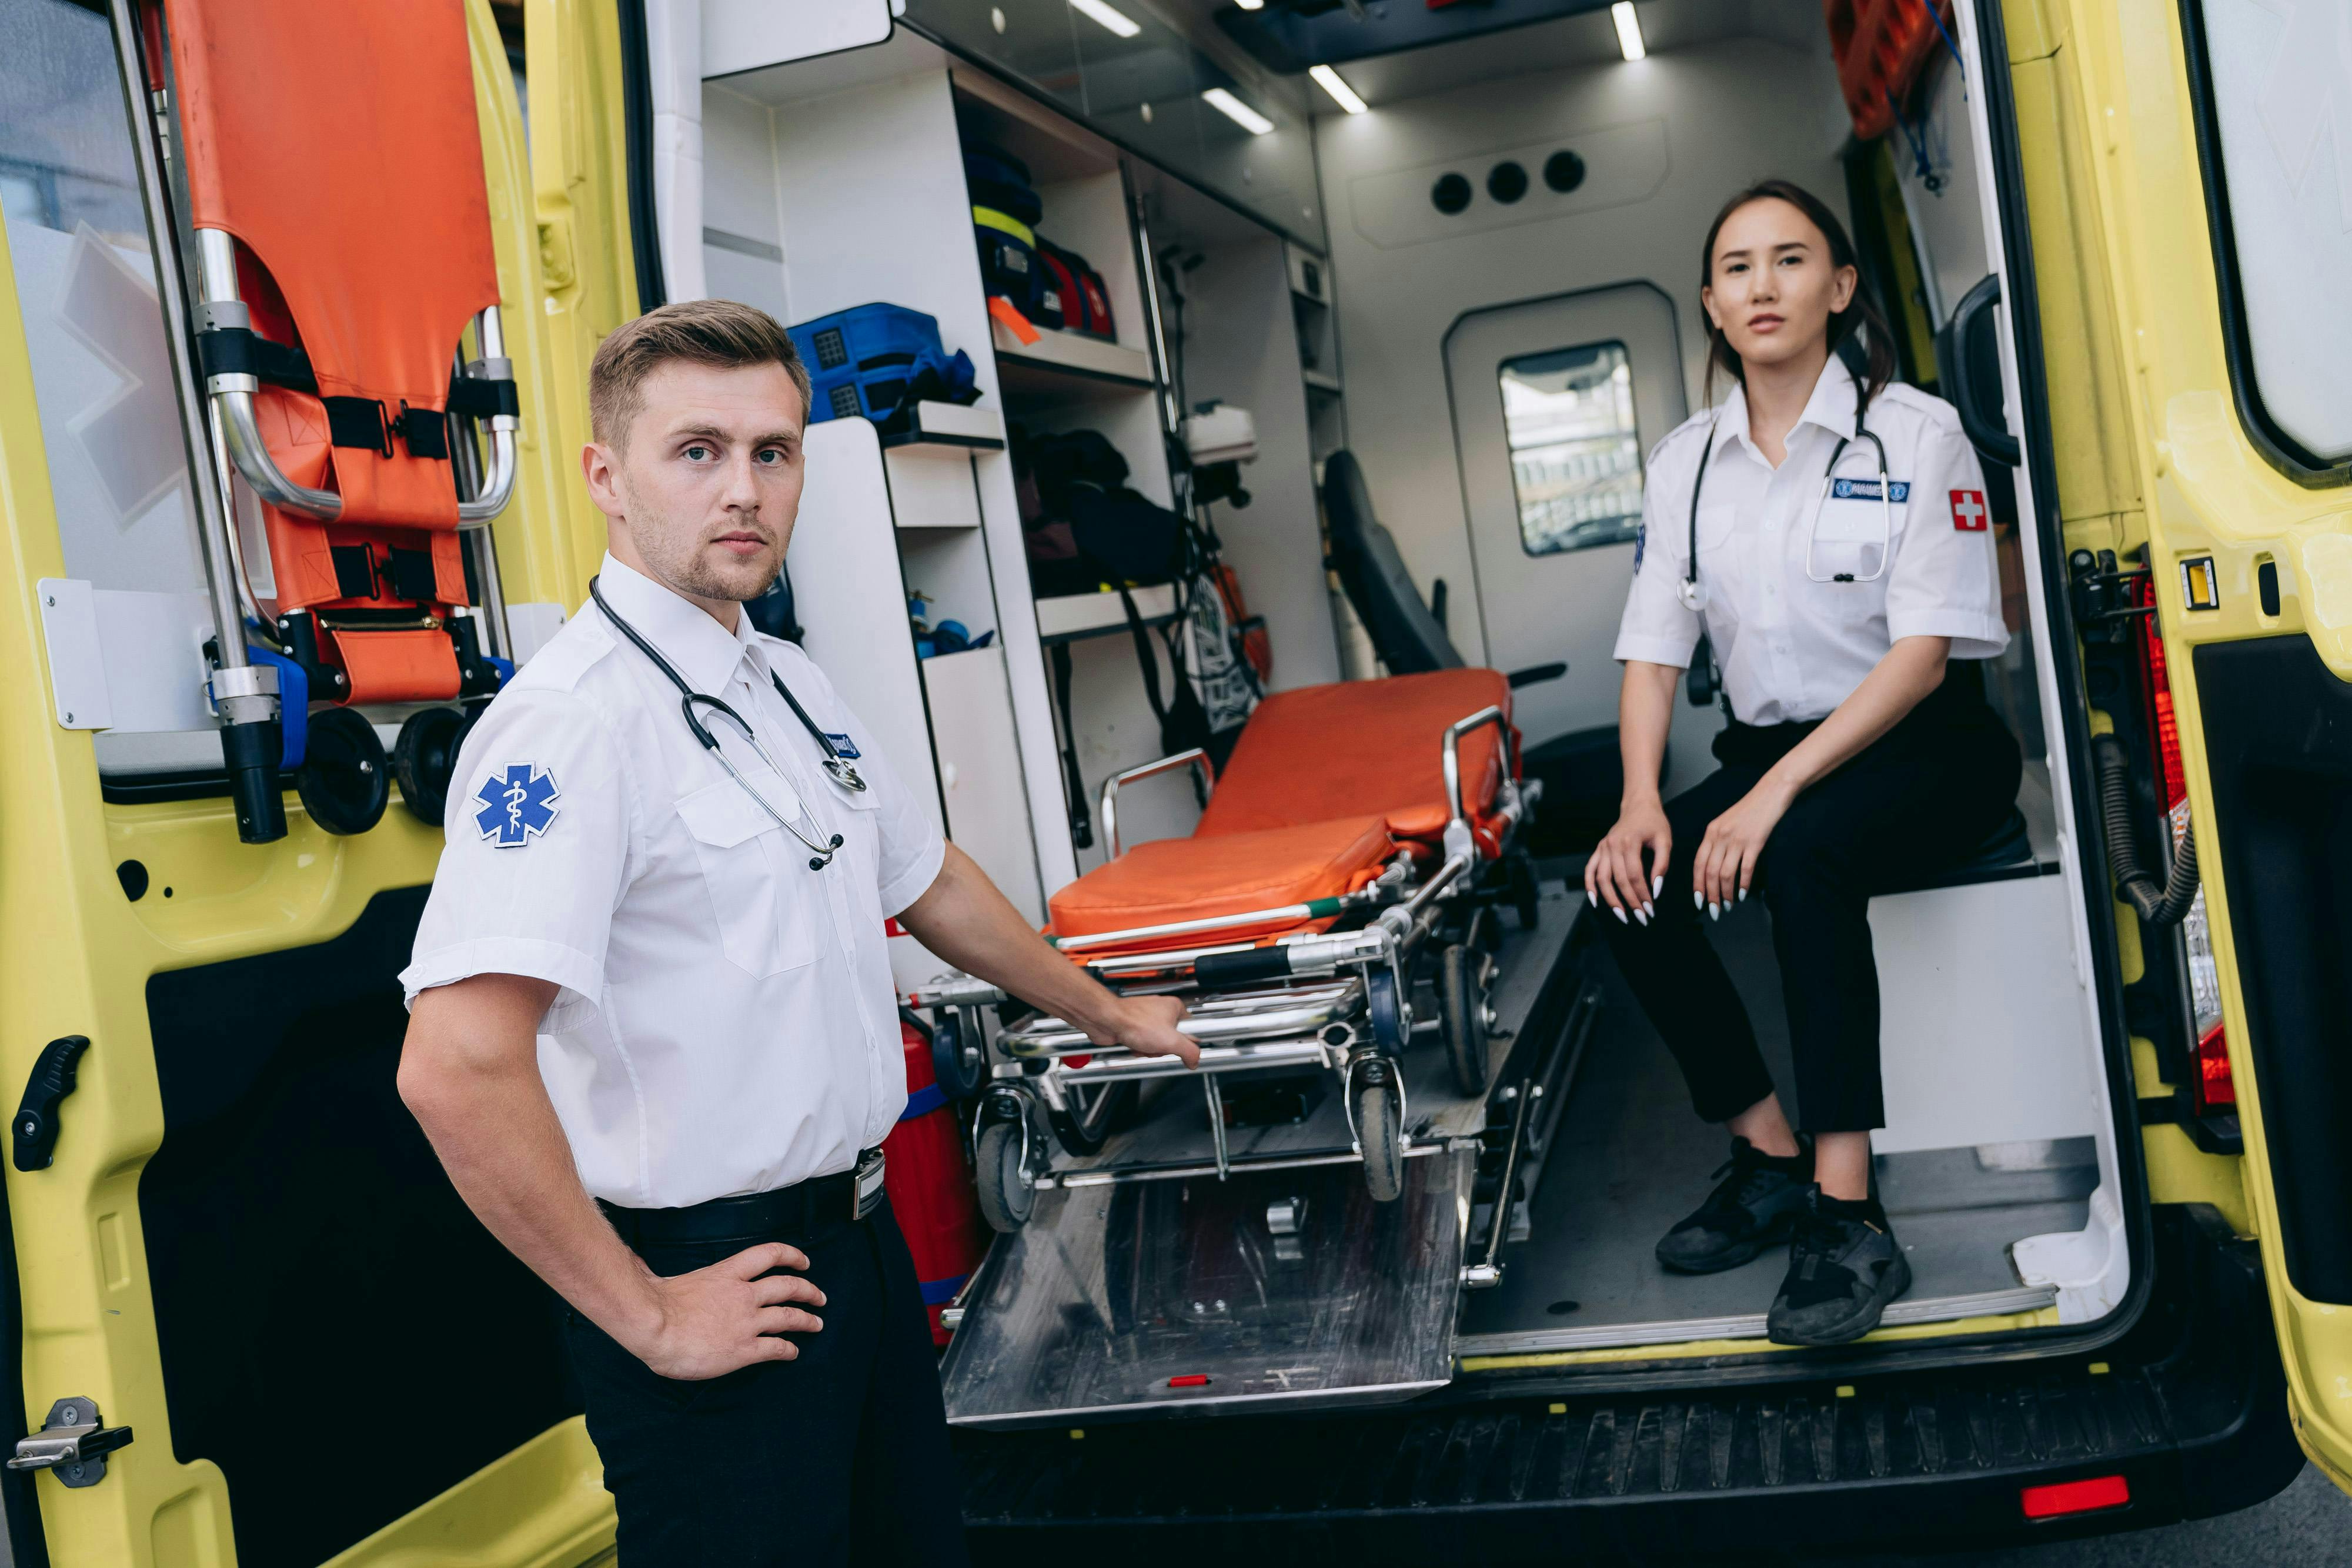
[1692,781,1794,915]
[1586,802,1669,925]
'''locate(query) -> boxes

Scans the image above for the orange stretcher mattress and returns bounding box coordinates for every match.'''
[1195,669,1515,845]
[1048,815,1395,950]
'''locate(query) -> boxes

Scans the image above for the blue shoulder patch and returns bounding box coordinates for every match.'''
[473,764,562,847]
[1632,523,1646,572]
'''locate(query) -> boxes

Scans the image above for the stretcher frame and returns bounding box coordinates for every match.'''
[906,703,1540,1227]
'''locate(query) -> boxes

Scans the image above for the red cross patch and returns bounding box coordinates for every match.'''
[1950,490,1989,531]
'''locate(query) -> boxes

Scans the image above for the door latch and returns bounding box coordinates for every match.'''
[8,1398,131,1487]
[13,1035,89,1172]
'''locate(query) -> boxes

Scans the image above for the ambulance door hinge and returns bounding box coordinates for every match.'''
[8,1399,131,1488]
[12,1035,89,1172]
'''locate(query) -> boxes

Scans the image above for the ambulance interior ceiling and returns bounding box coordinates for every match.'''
[679,0,2133,1344]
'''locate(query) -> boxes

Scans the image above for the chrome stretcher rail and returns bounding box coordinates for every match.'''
[1002,980,1360,1057]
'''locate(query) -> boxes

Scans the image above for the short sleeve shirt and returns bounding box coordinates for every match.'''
[399,555,947,1208]
[1614,357,2007,725]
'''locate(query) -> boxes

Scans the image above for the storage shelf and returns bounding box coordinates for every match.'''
[991,318,1157,391]
[1303,368,1343,395]
[881,400,1006,451]
[1035,584,1178,643]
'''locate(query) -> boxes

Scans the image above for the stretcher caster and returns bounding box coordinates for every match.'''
[1365,964,1409,1053]
[1049,1079,1137,1158]
[392,705,475,825]
[974,1112,1040,1233]
[930,1010,988,1102]
[1438,942,1492,1098]
[296,707,391,835]
[1349,1058,1405,1203]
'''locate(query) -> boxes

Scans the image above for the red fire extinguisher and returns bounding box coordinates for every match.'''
[884,1014,990,1345]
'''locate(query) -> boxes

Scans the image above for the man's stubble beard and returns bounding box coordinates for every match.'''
[620,480,786,605]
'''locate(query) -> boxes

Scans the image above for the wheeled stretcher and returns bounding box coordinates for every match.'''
[908,669,1544,1230]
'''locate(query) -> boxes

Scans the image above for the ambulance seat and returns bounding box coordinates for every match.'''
[162,0,517,720]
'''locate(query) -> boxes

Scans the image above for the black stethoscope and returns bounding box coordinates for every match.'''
[591,575,863,872]
[1678,377,1893,611]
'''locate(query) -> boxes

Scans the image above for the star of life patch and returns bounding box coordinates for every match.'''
[473,763,561,847]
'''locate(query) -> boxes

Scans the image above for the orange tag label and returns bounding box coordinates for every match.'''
[987,295,1041,345]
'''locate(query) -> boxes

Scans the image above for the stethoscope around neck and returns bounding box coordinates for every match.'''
[1676,377,1894,613]
[590,574,863,871]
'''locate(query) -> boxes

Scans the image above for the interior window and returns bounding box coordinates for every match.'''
[2191,0,2352,469]
[1498,341,1643,556]
[0,0,205,597]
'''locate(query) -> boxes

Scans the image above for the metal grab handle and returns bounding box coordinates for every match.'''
[197,230,517,524]
[1098,747,1213,860]
[1441,705,1512,825]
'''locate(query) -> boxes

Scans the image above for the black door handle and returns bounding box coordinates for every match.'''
[14,1036,90,1172]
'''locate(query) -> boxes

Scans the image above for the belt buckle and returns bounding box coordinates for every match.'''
[852,1148,886,1221]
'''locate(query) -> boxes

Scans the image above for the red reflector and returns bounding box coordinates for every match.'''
[2022,1475,2130,1519]
[1167,1374,1211,1388]
[2194,1022,2237,1107]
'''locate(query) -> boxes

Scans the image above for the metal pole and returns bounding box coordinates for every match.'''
[106,0,284,842]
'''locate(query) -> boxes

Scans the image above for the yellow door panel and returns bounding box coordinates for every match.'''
[2046,0,2352,1493]
[0,1,611,1560]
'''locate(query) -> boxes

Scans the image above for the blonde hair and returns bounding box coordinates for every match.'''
[588,299,811,447]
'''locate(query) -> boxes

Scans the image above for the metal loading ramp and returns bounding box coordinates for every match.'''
[940,886,1583,1429]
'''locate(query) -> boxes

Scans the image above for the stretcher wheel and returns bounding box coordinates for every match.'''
[1506,851,1542,931]
[296,707,391,836]
[974,1118,1036,1233]
[931,1011,987,1102]
[1365,964,1407,1052]
[392,705,472,825]
[1049,1080,1136,1158]
[1438,943,1491,1098]
[1351,1071,1405,1203]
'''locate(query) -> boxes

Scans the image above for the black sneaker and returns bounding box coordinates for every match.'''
[1766,1189,1913,1346]
[1655,1136,1815,1274]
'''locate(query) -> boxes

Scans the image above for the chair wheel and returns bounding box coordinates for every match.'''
[930,1011,988,1102]
[296,707,391,836]
[392,706,474,825]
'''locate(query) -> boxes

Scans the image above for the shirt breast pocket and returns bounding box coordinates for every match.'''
[674,769,819,978]
[1810,494,1900,582]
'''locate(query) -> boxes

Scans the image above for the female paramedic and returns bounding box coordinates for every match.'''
[1584,180,2020,1346]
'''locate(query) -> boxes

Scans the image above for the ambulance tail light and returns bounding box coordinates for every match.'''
[2134,576,2231,1112]
[2021,1473,2130,1520]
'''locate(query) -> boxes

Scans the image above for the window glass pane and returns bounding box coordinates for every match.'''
[2196,0,2352,464]
[1499,341,1642,557]
[0,0,205,598]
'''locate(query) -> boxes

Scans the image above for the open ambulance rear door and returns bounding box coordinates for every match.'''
[2045,0,2352,1493]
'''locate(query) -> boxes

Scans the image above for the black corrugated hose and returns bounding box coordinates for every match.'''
[2093,732,2201,927]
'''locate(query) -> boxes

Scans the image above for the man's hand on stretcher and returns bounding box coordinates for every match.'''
[896,844,1201,1068]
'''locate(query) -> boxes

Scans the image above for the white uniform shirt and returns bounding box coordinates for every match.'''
[1613,356,2007,725]
[399,555,947,1209]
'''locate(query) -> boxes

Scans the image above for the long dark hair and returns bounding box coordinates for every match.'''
[1698,178,1896,407]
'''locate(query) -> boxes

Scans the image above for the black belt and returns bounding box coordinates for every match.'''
[599,1149,887,1248]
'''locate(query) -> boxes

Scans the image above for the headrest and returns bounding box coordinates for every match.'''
[1321,451,1461,676]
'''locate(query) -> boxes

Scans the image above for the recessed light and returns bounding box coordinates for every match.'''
[1070,0,1140,39]
[1234,0,1264,9]
[1202,87,1274,135]
[1309,64,1368,114]
[1612,2,1646,61]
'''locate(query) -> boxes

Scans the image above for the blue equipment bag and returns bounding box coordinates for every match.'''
[787,303,980,435]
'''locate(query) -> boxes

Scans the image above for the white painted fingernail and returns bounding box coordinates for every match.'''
[1634,907,1649,927]
[1653,874,1664,899]
[1693,891,1704,910]
[1738,887,1747,903]
[1709,902,1720,921]
[1613,904,1628,924]
[1642,901,1655,918]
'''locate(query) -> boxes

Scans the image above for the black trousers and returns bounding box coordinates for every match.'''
[1596,680,2022,1132]
[562,1195,970,1567]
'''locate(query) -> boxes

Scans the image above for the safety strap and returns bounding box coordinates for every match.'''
[196,325,517,453]
[1049,640,1093,849]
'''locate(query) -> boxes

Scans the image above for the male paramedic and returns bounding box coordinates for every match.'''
[396,299,1195,1564]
